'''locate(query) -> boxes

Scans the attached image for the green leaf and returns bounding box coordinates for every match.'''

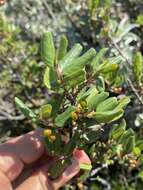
[96,97,118,112]
[63,69,86,87]
[44,136,55,156]
[78,171,91,183]
[43,66,51,89]
[138,171,143,182]
[100,63,119,74]
[48,159,70,179]
[55,106,75,127]
[88,0,99,15]
[113,144,123,157]
[63,48,96,75]
[133,52,143,85]
[82,86,97,99]
[80,163,92,170]
[59,43,83,71]
[116,96,130,109]
[43,66,58,90]
[14,97,36,119]
[53,134,64,155]
[63,133,79,156]
[91,48,108,71]
[118,128,134,144]
[136,140,143,151]
[87,91,109,111]
[109,119,126,140]
[57,35,68,61]
[41,32,55,67]
[96,76,105,91]
[86,88,99,106]
[123,135,135,154]
[76,86,97,103]
[136,14,143,26]
[49,94,63,117]
[133,147,141,156]
[93,109,124,123]
[39,104,52,119]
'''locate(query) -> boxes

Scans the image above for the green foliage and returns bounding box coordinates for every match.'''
[1,1,143,189]
[15,32,132,179]
[39,104,52,119]
[41,32,55,68]
[14,97,36,119]
[55,106,75,127]
[57,35,68,61]
[136,14,143,26]
[133,52,143,85]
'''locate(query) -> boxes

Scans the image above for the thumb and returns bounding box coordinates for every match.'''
[16,150,91,190]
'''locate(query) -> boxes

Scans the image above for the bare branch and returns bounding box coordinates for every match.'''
[109,36,143,105]
[0,111,25,121]
[90,164,108,177]
[42,0,55,19]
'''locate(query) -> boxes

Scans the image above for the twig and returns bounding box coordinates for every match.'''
[94,176,111,190]
[90,164,108,177]
[109,36,143,105]
[109,36,132,66]
[42,0,55,19]
[0,115,25,121]
[64,88,75,105]
[127,78,143,104]
[0,111,25,121]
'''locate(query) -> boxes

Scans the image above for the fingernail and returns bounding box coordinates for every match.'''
[73,149,91,164]
[73,149,84,160]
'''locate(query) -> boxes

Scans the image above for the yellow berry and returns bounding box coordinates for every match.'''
[76,104,82,113]
[50,135,56,142]
[57,79,61,84]
[43,129,52,137]
[77,183,84,189]
[71,111,78,121]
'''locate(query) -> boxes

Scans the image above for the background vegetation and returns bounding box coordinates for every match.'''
[0,0,143,189]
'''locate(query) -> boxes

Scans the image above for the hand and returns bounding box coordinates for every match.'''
[0,129,90,190]
[0,0,6,6]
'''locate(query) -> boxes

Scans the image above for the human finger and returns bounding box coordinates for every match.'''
[15,150,91,190]
[0,129,45,181]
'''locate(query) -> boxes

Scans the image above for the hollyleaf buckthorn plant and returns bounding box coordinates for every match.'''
[15,31,131,179]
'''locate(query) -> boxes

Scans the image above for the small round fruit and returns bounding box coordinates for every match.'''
[71,111,78,121]
[43,129,52,137]
[50,135,56,142]
[57,79,62,84]
[76,104,82,113]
